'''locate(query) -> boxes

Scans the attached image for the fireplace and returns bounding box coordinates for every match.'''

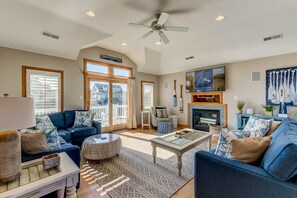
[192,109,220,132]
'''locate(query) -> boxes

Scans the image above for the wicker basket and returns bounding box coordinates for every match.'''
[0,130,21,182]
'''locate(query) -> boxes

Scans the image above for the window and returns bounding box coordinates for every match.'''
[84,59,132,132]
[114,68,130,77]
[22,66,64,115]
[87,64,108,74]
[141,81,154,111]
[84,59,132,79]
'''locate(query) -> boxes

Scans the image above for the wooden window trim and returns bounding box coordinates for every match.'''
[141,81,154,111]
[22,66,64,112]
[83,58,133,109]
[84,59,132,78]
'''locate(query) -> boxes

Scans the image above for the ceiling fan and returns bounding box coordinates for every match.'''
[128,12,189,44]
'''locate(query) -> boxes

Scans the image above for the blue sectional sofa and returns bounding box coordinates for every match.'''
[194,118,297,198]
[22,110,101,163]
[47,110,101,147]
[21,110,101,191]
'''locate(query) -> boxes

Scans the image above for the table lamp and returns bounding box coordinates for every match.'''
[0,97,36,182]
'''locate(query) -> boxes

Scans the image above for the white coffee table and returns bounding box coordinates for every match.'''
[150,128,212,176]
[0,152,80,198]
[81,134,122,160]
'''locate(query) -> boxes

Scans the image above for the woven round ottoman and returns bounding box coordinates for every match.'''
[82,134,122,160]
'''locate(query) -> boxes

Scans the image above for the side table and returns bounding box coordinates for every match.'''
[0,152,79,198]
[170,115,178,128]
[141,111,151,129]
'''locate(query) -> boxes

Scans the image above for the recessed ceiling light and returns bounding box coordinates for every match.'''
[121,42,127,46]
[215,15,225,21]
[86,10,96,17]
[156,41,162,45]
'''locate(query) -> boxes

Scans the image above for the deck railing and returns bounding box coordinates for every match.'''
[90,105,127,126]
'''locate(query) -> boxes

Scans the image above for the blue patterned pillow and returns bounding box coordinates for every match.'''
[35,115,60,149]
[73,111,92,128]
[215,129,245,157]
[242,130,265,138]
[36,114,55,129]
[43,128,61,149]
[243,116,273,136]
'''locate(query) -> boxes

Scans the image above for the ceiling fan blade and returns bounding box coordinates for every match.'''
[164,26,189,32]
[157,12,169,25]
[128,23,150,28]
[159,31,170,44]
[165,8,196,15]
[138,31,154,40]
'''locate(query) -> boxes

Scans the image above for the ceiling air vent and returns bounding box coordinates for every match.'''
[264,33,283,42]
[41,30,60,40]
[185,56,194,60]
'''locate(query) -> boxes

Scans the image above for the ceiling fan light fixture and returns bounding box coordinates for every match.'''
[155,41,162,45]
[86,10,96,17]
[215,15,225,21]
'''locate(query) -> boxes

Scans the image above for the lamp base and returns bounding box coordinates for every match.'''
[0,130,22,182]
[0,172,21,183]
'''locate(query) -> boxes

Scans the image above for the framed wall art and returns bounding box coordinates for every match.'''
[266,66,297,106]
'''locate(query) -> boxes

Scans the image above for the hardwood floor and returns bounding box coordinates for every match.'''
[171,179,194,198]
[77,169,110,198]
[77,126,195,198]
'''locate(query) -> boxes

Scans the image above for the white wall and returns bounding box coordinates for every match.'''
[159,52,297,129]
[158,73,190,125]
[0,46,159,125]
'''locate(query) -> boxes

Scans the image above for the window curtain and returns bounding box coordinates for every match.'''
[127,78,137,129]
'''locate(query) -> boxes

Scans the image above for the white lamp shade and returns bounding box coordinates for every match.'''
[0,97,36,131]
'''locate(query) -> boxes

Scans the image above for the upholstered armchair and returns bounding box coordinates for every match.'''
[151,106,171,127]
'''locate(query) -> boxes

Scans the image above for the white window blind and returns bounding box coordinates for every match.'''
[142,82,154,111]
[26,70,61,115]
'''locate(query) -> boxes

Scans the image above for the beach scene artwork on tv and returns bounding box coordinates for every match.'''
[186,66,225,93]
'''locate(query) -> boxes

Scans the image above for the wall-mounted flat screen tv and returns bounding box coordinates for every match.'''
[185,66,225,93]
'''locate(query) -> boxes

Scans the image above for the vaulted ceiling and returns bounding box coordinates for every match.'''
[1,0,297,75]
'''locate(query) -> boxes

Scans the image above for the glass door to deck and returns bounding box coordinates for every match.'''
[88,80,128,131]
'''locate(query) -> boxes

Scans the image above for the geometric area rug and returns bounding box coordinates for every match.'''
[81,131,207,198]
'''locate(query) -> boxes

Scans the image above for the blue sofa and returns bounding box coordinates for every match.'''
[47,110,101,147]
[22,110,101,163]
[194,118,297,198]
[21,110,102,192]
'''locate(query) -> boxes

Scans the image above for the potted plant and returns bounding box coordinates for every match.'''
[261,104,276,116]
[236,100,245,114]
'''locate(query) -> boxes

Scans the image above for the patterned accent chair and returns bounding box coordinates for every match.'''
[151,106,171,127]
